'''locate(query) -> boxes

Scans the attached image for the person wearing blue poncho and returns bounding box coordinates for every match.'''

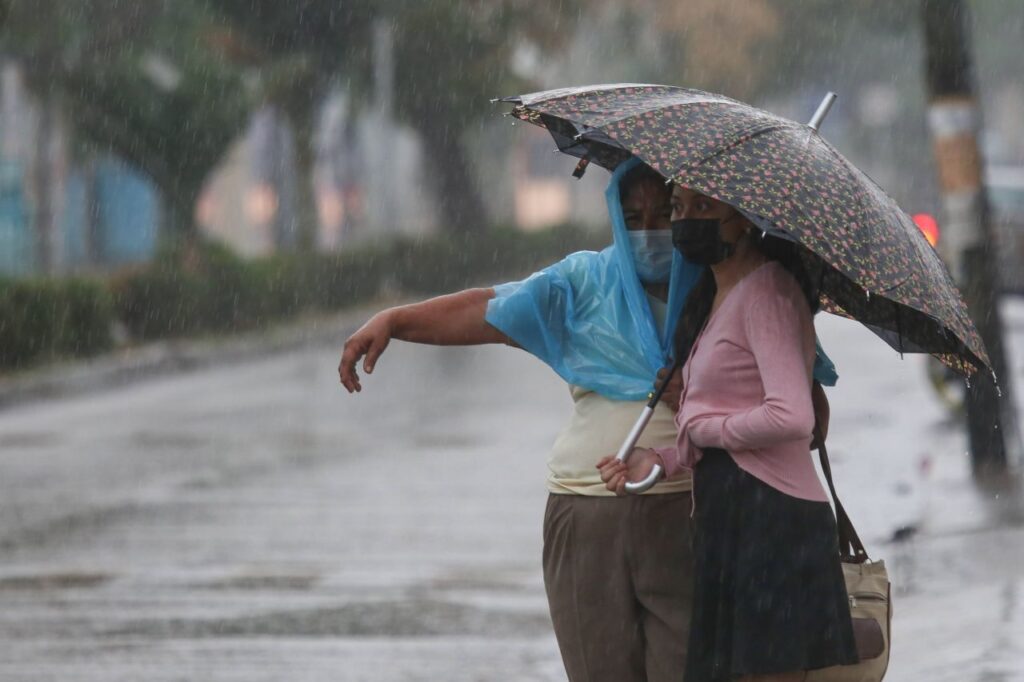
[338,158,837,682]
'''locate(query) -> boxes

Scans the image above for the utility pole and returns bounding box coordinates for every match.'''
[30,95,63,275]
[372,18,396,234]
[921,0,1020,476]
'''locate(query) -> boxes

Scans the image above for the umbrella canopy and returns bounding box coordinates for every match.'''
[501,84,989,376]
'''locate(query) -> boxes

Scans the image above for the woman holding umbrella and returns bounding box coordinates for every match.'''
[509,81,990,682]
[339,159,838,682]
[599,185,860,681]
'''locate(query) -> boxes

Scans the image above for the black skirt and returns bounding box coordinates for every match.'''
[685,449,859,681]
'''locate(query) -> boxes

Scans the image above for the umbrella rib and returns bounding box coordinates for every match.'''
[506,83,667,107]
[895,300,904,355]
[547,91,764,132]
[831,284,971,365]
[815,138,939,297]
[786,128,909,294]
[672,124,829,263]
[670,122,797,179]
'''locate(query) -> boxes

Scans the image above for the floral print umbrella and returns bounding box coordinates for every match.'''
[501,84,989,376]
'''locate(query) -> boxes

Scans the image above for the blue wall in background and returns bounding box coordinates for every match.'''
[96,159,159,264]
[62,170,87,266]
[62,158,159,268]
[0,159,32,277]
[1,156,159,276]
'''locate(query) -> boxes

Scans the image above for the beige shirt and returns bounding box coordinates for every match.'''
[546,384,693,495]
[545,291,690,495]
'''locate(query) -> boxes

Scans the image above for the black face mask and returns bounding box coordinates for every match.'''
[671,214,741,265]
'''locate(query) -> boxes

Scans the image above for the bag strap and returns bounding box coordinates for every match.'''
[814,425,870,563]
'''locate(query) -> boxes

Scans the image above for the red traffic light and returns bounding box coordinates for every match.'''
[912,213,940,246]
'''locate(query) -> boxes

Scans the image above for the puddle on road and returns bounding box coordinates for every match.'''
[0,572,112,590]
[424,567,533,593]
[0,501,194,552]
[109,598,551,638]
[412,432,483,449]
[199,574,320,591]
[0,431,62,448]
[131,431,207,450]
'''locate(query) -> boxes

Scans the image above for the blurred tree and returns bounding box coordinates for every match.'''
[0,0,251,244]
[0,0,100,271]
[621,0,933,208]
[626,0,917,101]
[387,1,577,235]
[766,1,915,91]
[632,0,780,99]
[210,0,578,237]
[205,1,376,250]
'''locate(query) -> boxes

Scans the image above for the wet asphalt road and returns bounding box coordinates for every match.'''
[1,308,1023,681]
[0,339,569,681]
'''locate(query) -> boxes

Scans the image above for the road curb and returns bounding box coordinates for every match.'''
[0,303,389,412]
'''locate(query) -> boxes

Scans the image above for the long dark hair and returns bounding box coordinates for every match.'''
[673,230,819,363]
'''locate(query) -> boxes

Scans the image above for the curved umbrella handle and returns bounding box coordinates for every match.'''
[626,464,663,494]
[614,406,663,494]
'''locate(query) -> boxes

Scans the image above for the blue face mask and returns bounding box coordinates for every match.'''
[628,229,674,283]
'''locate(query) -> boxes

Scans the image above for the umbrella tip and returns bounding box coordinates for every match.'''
[808,92,838,132]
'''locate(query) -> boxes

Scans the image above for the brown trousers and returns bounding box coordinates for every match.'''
[542,492,696,682]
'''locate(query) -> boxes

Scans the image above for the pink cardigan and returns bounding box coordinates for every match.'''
[654,261,828,502]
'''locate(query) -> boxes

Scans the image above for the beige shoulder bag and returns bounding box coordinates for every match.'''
[806,433,893,682]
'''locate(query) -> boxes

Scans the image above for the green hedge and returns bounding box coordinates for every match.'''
[0,224,606,371]
[390,224,604,295]
[0,277,115,369]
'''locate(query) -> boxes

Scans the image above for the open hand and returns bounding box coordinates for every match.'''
[338,312,393,393]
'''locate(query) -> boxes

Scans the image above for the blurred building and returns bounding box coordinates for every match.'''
[501,123,608,233]
[197,90,438,257]
[511,126,572,231]
[1,50,609,280]
[0,60,159,277]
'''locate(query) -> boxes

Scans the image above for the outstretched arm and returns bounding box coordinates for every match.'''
[338,288,511,392]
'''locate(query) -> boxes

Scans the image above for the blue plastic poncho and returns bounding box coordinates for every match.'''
[485,158,837,401]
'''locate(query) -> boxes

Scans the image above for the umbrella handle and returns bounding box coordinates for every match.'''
[614,406,663,494]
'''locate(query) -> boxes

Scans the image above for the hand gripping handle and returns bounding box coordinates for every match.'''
[614,406,662,494]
